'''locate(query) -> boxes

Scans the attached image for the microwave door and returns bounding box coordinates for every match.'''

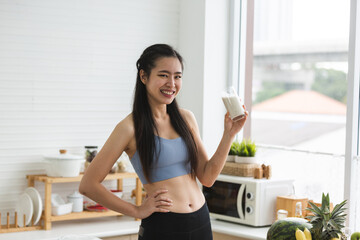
[203,181,242,218]
[237,184,245,220]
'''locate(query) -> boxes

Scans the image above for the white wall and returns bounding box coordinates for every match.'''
[203,0,230,155]
[177,0,206,136]
[0,0,233,224]
[178,0,230,155]
[0,0,181,222]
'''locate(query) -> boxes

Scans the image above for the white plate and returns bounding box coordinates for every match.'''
[25,187,42,225]
[15,193,33,227]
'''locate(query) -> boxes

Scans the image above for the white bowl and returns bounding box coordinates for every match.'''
[52,202,73,216]
[44,154,84,177]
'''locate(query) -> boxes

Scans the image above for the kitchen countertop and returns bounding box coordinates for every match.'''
[0,216,140,240]
[0,216,268,240]
[211,219,269,240]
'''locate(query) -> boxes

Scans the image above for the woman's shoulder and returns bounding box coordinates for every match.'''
[114,113,135,138]
[179,108,193,117]
[179,108,197,125]
[122,113,134,124]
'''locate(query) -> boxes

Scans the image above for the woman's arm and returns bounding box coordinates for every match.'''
[79,115,138,216]
[182,109,248,187]
[79,115,173,219]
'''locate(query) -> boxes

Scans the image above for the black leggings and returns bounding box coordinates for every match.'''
[138,202,213,240]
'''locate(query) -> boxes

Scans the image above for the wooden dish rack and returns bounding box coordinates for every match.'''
[0,172,142,234]
[0,212,42,233]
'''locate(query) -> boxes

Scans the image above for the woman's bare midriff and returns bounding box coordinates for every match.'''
[143,174,206,213]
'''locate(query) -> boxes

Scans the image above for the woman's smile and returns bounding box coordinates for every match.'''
[160,89,176,98]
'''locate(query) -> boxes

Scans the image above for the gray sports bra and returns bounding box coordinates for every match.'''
[130,136,191,184]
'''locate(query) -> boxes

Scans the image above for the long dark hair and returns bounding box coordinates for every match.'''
[132,44,197,183]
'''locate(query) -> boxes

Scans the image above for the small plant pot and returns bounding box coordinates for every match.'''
[226,155,236,162]
[235,156,259,164]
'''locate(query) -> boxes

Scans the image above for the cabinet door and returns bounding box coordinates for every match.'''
[102,234,138,240]
[213,232,251,240]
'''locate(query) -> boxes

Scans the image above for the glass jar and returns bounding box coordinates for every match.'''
[277,209,288,220]
[295,202,303,218]
[85,146,98,163]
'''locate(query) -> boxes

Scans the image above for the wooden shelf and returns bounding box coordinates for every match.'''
[50,210,123,221]
[27,172,137,184]
[26,172,142,230]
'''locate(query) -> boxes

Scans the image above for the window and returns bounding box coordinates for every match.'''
[252,0,349,155]
[252,0,349,205]
[232,0,359,230]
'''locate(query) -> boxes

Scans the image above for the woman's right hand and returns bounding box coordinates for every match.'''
[134,189,173,219]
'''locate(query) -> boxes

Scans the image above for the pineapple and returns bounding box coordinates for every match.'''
[306,193,347,240]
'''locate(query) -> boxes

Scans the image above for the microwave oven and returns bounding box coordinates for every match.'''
[203,174,294,227]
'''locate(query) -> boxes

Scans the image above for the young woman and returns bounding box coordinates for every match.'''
[79,44,248,240]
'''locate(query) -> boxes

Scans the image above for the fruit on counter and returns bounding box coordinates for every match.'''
[295,228,312,240]
[296,228,307,240]
[267,217,312,240]
[306,193,347,240]
[352,232,360,240]
[352,233,360,240]
[304,227,312,240]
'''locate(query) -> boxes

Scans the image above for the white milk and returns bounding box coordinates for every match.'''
[222,88,245,121]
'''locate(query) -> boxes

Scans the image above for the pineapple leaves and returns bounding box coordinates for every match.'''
[307,193,348,240]
[307,201,322,215]
[331,200,347,215]
[321,193,330,210]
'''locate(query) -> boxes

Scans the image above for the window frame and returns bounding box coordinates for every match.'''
[229,0,254,139]
[344,0,360,230]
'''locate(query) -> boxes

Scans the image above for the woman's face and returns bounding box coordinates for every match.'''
[141,57,182,106]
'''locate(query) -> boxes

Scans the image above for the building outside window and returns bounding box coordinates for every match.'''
[252,0,348,155]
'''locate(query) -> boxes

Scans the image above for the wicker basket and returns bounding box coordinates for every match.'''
[221,162,260,177]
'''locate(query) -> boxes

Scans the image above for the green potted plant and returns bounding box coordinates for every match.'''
[227,141,240,162]
[234,138,258,163]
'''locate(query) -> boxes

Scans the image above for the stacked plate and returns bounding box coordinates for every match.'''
[15,187,42,227]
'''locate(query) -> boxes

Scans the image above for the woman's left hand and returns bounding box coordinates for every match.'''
[224,106,248,138]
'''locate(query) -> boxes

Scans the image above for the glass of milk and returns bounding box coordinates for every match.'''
[222,87,245,121]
